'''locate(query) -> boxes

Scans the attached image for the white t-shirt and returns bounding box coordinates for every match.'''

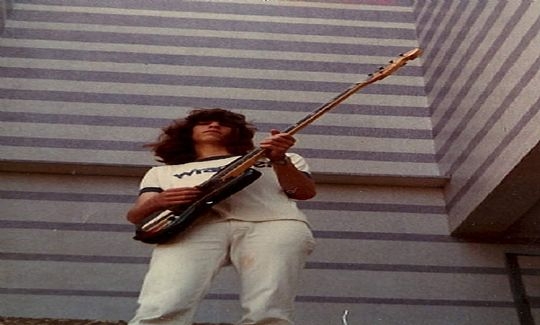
[139,153,310,224]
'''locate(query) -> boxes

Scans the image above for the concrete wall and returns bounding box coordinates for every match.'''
[414,0,540,235]
[0,0,435,177]
[0,0,14,34]
[3,171,537,324]
[1,0,539,324]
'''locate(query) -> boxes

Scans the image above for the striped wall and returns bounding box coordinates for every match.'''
[2,171,537,324]
[0,0,437,178]
[413,0,540,232]
[2,0,540,324]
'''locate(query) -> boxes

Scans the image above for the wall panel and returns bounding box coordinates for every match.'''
[1,171,536,324]
[0,0,436,177]
[414,0,540,233]
[2,0,540,324]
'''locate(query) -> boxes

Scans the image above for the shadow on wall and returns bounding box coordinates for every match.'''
[0,0,14,34]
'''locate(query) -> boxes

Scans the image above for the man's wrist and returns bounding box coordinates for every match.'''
[271,156,291,166]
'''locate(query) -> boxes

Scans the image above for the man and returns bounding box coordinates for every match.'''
[127,108,316,325]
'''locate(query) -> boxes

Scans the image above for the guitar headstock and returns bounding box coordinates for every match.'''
[367,48,423,83]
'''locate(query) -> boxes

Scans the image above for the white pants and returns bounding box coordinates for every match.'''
[129,220,316,325]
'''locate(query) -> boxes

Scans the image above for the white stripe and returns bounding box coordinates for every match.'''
[0,145,438,175]
[0,99,430,129]
[0,78,428,107]
[424,2,499,92]
[423,1,476,80]
[309,158,440,176]
[422,0,461,60]
[0,38,421,65]
[417,1,445,41]
[188,0,413,12]
[0,146,156,166]
[6,20,418,47]
[15,3,416,29]
[0,58,424,85]
[2,122,435,153]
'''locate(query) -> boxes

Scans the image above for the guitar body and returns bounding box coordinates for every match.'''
[134,168,262,244]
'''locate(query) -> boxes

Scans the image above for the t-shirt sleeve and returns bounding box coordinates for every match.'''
[288,153,311,174]
[139,167,163,195]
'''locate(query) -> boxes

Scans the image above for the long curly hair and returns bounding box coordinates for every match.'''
[146,108,257,165]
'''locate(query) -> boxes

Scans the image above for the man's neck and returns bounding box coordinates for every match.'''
[195,145,232,160]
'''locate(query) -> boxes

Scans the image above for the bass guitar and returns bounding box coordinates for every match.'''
[134,47,423,244]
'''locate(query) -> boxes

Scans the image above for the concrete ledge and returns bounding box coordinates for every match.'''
[450,140,540,239]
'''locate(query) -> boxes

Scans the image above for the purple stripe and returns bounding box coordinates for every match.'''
[0,288,138,298]
[0,136,146,152]
[0,46,424,76]
[0,89,430,117]
[439,12,540,171]
[0,252,149,264]
[13,0,415,24]
[4,16,414,41]
[424,0,485,94]
[10,9,416,40]
[0,110,431,129]
[300,200,444,214]
[446,89,540,211]
[1,220,535,245]
[0,112,433,139]
[307,262,509,274]
[425,0,504,95]
[0,136,436,161]
[422,0,469,68]
[4,27,413,56]
[296,296,514,307]
[1,111,166,128]
[0,190,136,203]
[0,252,514,275]
[4,220,454,241]
[314,230,458,242]
[414,0,438,37]
[313,230,540,245]
[0,67,425,95]
[294,0,413,4]
[432,1,528,134]
[411,0,426,20]
[0,287,515,307]
[193,147,421,162]
[0,220,133,232]
[418,1,453,47]
[0,191,441,213]
[0,286,516,307]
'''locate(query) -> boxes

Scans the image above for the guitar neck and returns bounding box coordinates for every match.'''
[209,78,377,181]
[206,48,423,182]
[282,78,374,136]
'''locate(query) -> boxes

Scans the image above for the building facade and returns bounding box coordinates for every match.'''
[1,0,539,324]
